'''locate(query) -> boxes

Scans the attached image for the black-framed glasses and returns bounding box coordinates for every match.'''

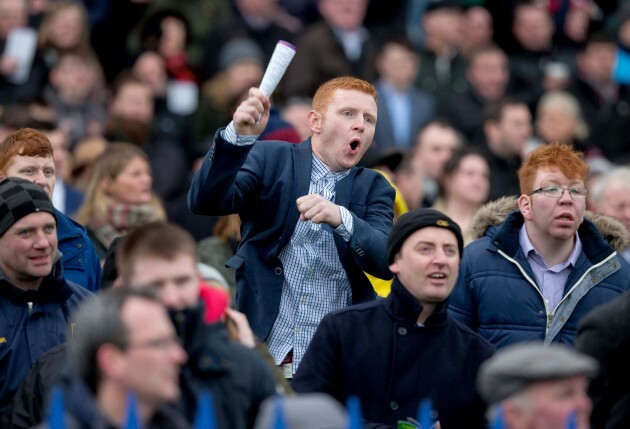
[527,186,588,199]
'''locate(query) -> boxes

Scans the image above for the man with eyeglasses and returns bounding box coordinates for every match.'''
[449,143,630,349]
[65,288,191,428]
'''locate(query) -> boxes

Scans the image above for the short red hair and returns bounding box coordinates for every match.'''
[311,76,377,120]
[0,128,53,175]
[518,143,588,194]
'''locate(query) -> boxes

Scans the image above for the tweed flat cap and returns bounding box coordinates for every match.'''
[477,342,598,405]
[0,177,56,237]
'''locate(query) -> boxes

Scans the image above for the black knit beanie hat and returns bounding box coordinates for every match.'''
[387,208,464,263]
[0,177,56,237]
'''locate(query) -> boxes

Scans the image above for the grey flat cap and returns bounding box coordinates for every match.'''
[254,394,348,429]
[477,342,598,405]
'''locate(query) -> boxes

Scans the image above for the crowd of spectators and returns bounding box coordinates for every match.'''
[0,0,629,240]
[2,0,630,428]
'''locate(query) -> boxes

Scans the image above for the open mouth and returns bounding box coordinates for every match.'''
[30,255,50,264]
[428,273,447,279]
[556,213,574,221]
[349,138,361,154]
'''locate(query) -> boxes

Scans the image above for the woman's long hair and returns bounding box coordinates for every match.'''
[75,142,165,225]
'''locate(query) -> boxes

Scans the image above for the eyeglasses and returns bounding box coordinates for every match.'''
[527,186,588,199]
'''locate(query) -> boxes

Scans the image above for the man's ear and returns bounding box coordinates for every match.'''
[389,257,400,275]
[308,110,322,134]
[483,120,498,146]
[518,194,533,220]
[502,399,530,429]
[112,276,124,289]
[96,343,126,381]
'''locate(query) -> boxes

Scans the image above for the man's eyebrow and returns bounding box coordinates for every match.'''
[415,241,436,246]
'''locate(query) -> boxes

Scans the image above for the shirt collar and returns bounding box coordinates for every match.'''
[519,224,583,268]
[311,153,351,182]
[379,80,409,97]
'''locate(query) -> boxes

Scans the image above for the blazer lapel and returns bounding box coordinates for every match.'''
[279,139,313,247]
[335,167,356,209]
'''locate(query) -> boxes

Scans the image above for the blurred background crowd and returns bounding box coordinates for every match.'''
[1,0,630,256]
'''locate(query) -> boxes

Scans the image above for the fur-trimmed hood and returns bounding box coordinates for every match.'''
[470,197,630,252]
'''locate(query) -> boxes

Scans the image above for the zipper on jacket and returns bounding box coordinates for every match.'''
[28,302,33,314]
[498,250,551,336]
[549,251,618,315]
[500,249,618,339]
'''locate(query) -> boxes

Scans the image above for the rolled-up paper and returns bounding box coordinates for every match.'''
[259,41,296,97]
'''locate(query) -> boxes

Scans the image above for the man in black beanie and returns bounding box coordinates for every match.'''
[0,177,93,413]
[293,208,494,429]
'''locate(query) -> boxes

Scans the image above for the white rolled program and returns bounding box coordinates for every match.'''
[259,40,297,97]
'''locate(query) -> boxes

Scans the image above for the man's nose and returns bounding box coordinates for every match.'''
[33,171,47,186]
[160,285,181,310]
[433,249,448,265]
[353,118,366,132]
[559,188,574,203]
[33,231,50,248]
[172,343,188,365]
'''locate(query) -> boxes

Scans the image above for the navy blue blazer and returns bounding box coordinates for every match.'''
[188,130,395,341]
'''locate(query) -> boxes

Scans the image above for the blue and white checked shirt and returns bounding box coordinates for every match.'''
[267,155,355,373]
[222,123,356,373]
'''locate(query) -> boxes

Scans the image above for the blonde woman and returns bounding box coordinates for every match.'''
[75,143,166,261]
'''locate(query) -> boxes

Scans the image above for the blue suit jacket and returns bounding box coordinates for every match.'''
[188,131,395,340]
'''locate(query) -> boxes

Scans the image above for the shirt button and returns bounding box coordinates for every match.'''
[397,327,407,336]
[275,267,283,275]
[77,243,82,248]
[78,259,83,264]
[390,401,399,411]
[538,310,544,315]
